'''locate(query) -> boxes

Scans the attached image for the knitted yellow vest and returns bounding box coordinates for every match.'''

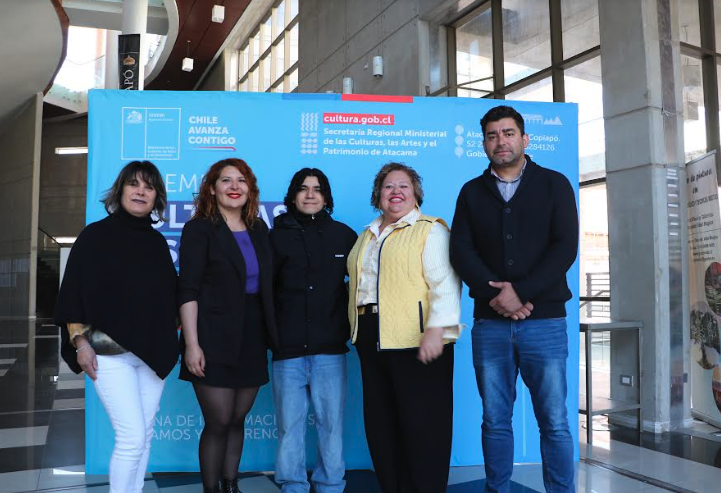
[347,215,448,350]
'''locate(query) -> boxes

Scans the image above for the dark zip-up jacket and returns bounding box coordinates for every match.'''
[270,209,358,360]
[450,156,578,320]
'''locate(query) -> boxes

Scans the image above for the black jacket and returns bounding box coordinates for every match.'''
[55,209,179,378]
[269,209,357,360]
[177,216,278,365]
[450,156,578,320]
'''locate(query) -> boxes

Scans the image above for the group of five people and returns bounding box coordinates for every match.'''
[55,105,578,493]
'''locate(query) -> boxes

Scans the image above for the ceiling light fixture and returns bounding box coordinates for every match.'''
[55,147,88,155]
[212,5,225,23]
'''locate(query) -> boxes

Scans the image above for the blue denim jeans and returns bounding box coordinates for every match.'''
[472,318,575,493]
[272,354,347,493]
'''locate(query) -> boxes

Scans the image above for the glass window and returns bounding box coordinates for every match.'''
[276,1,286,36]
[506,77,553,102]
[290,24,299,66]
[248,69,257,92]
[235,0,297,95]
[565,57,605,180]
[681,55,707,162]
[251,31,260,65]
[240,44,249,75]
[262,55,272,91]
[579,182,610,319]
[679,0,701,46]
[503,0,551,85]
[289,68,298,91]
[458,89,490,98]
[561,0,599,59]
[275,38,286,82]
[262,15,273,53]
[455,7,494,93]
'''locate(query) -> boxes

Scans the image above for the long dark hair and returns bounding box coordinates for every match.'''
[283,167,335,214]
[192,158,260,226]
[101,161,167,220]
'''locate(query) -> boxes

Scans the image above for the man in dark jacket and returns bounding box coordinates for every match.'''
[269,168,357,493]
[450,105,578,493]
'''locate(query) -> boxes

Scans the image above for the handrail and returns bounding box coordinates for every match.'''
[38,227,60,247]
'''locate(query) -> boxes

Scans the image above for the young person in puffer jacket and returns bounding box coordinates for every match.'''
[269,168,357,493]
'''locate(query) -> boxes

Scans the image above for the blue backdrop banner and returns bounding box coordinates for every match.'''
[85,90,579,474]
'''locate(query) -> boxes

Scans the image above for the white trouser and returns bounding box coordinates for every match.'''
[94,352,165,493]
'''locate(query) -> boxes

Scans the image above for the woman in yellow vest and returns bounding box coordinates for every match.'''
[347,162,462,493]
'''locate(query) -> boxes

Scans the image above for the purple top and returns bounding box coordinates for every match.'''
[232,231,259,294]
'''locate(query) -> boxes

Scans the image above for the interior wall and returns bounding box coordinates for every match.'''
[0,94,43,318]
[299,0,426,95]
[39,115,88,239]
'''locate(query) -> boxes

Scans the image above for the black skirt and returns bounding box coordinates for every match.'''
[179,294,269,388]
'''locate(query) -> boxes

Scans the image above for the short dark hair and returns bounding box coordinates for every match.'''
[284,168,334,214]
[480,105,525,137]
[102,161,167,220]
[370,162,423,210]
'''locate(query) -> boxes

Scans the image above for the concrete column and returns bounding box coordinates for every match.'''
[121,0,148,90]
[600,0,691,432]
[105,30,119,89]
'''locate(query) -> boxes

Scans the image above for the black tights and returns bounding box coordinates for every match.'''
[193,382,260,488]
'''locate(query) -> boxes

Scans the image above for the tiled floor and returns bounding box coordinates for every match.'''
[1,319,720,493]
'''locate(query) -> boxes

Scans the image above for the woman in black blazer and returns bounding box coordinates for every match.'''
[178,158,278,493]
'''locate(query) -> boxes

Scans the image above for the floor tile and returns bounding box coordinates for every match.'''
[0,426,48,449]
[55,389,84,400]
[45,486,109,493]
[0,469,40,493]
[36,464,108,489]
[42,409,85,469]
[237,475,280,492]
[577,464,671,493]
[158,484,201,493]
[57,380,85,390]
[447,465,484,485]
[152,473,202,488]
[609,421,721,468]
[583,439,721,492]
[0,446,45,474]
[448,479,540,492]
[0,411,51,430]
[52,398,85,410]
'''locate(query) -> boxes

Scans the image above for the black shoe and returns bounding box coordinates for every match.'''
[221,477,241,493]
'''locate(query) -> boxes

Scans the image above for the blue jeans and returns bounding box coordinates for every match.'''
[472,318,575,493]
[272,354,347,493]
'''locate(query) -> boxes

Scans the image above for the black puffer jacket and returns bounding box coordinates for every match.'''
[269,209,357,360]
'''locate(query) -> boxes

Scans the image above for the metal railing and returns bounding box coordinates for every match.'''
[580,272,610,318]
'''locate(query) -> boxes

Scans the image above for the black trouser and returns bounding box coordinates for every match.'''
[356,311,454,493]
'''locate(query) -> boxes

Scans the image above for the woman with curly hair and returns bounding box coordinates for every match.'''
[178,158,278,493]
